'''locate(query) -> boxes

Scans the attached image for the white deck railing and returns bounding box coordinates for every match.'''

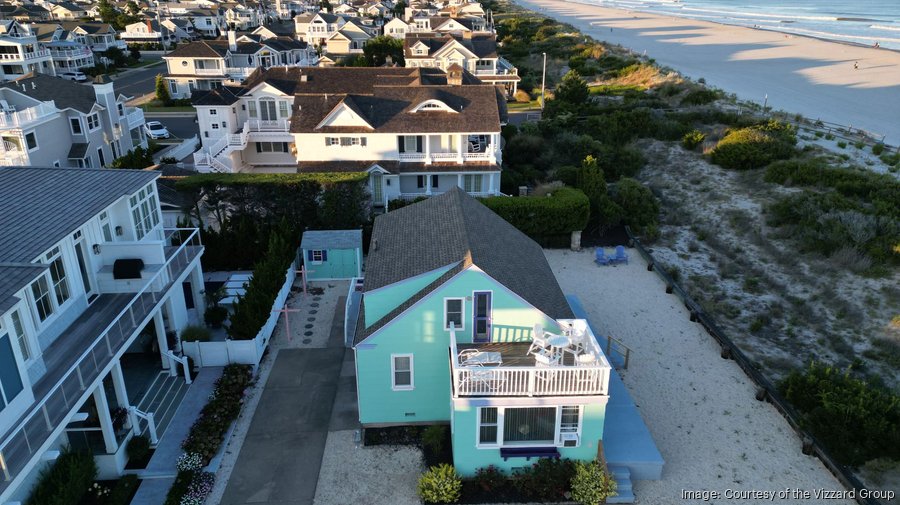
[0,229,202,494]
[449,321,611,397]
[0,101,57,129]
[125,107,144,129]
[246,119,289,132]
[193,67,224,76]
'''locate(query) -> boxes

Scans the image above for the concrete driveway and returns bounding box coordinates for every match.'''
[220,347,346,505]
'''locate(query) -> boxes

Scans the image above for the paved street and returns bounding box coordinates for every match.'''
[145,115,199,141]
[113,60,165,99]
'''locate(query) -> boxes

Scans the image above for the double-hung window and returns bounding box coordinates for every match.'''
[463,174,483,193]
[87,113,100,131]
[476,406,582,448]
[9,310,30,362]
[24,132,37,151]
[129,184,161,240]
[0,321,25,412]
[391,354,413,390]
[31,276,54,322]
[478,407,499,446]
[310,250,324,263]
[46,247,70,306]
[70,117,83,135]
[444,298,464,331]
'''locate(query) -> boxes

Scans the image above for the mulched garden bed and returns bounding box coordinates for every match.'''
[364,425,452,466]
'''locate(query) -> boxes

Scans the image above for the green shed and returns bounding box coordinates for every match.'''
[300,230,363,280]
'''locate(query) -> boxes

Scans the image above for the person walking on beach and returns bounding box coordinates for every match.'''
[854,61,859,70]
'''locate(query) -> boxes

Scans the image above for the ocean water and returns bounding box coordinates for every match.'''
[584,0,900,50]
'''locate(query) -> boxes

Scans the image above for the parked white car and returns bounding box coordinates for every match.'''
[144,121,171,139]
[60,71,88,82]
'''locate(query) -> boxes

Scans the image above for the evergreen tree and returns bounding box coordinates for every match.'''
[554,70,589,105]
[155,74,171,104]
[363,36,404,66]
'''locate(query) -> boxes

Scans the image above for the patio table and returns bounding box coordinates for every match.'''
[547,334,572,360]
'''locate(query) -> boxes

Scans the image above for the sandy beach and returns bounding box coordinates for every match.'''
[546,249,857,505]
[514,0,900,145]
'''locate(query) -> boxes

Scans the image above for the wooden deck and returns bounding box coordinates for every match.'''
[456,342,578,368]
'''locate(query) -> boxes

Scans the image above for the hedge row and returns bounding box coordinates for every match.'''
[227,226,297,340]
[26,448,97,505]
[481,188,590,245]
[174,172,367,191]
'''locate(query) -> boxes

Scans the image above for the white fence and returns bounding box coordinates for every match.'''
[182,260,297,367]
[154,135,200,163]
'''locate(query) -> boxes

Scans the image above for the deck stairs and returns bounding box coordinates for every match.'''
[607,465,635,504]
[135,372,189,444]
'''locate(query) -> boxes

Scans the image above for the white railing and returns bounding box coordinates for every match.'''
[24,49,50,60]
[194,67,225,76]
[225,67,255,79]
[448,321,611,397]
[164,350,193,385]
[246,119,289,132]
[462,152,491,160]
[49,48,93,58]
[0,228,202,494]
[0,101,57,128]
[125,107,144,129]
[399,152,427,161]
[430,152,458,160]
[129,406,158,445]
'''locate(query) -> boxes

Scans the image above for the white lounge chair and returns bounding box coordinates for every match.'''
[527,324,550,355]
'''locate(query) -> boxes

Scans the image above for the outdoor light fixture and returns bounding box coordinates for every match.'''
[92,244,101,255]
[115,226,123,236]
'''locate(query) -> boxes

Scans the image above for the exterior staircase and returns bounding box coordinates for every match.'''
[193,119,290,173]
[135,372,189,444]
[607,465,635,504]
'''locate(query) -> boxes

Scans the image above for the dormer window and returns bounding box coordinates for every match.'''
[410,99,457,113]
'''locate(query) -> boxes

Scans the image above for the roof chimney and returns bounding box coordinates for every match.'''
[228,30,237,51]
[447,65,463,86]
[462,30,472,40]
[146,19,153,33]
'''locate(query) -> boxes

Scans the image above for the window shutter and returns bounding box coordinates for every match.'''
[256,142,262,153]
[361,137,367,146]
[416,135,423,152]
[417,175,424,188]
[282,142,288,152]
[307,250,314,261]
[322,250,328,261]
[398,136,405,153]
[432,175,439,188]
[325,137,331,146]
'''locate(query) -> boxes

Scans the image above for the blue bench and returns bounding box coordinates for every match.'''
[499,447,561,461]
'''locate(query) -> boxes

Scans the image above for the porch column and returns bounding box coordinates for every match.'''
[426,174,432,196]
[489,134,497,164]
[457,174,464,190]
[164,297,180,352]
[153,309,171,371]
[489,173,496,195]
[424,134,431,165]
[457,134,464,164]
[93,385,118,454]
[190,265,205,324]
[111,361,130,408]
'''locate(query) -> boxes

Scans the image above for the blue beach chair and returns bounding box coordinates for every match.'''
[594,248,610,266]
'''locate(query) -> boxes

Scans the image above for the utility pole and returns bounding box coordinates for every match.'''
[540,52,547,110]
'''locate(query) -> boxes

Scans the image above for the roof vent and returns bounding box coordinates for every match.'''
[300,74,308,82]
[373,239,378,251]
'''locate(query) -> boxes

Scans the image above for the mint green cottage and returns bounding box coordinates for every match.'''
[300,230,363,280]
[352,188,612,476]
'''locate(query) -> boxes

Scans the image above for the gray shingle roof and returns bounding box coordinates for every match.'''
[0,263,49,314]
[0,167,159,264]
[301,230,362,250]
[357,188,573,344]
[0,73,99,114]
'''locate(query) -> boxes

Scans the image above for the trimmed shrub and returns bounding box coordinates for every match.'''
[181,365,253,463]
[514,89,532,103]
[481,187,590,245]
[180,325,211,343]
[512,458,576,501]
[710,127,796,170]
[417,464,462,504]
[421,425,446,456]
[26,448,97,505]
[779,362,900,466]
[126,435,152,464]
[872,143,885,155]
[682,129,705,150]
[473,465,506,493]
[203,305,228,328]
[388,196,428,211]
[571,460,618,505]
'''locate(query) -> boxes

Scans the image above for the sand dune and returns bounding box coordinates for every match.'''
[515,0,900,145]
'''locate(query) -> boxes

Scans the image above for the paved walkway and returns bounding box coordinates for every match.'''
[130,367,222,505]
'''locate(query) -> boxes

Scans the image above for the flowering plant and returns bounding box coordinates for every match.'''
[176,452,204,472]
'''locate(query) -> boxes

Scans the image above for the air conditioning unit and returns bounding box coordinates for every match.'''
[561,433,579,447]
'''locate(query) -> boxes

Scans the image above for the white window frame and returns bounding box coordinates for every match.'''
[475,406,583,449]
[443,297,464,331]
[129,183,161,240]
[86,113,100,131]
[8,309,32,364]
[24,131,38,152]
[391,353,414,391]
[310,250,324,263]
[69,117,83,135]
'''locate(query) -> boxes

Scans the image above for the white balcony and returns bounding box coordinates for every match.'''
[246,119,289,132]
[49,48,93,59]
[399,152,427,161]
[0,229,202,499]
[0,48,50,61]
[194,67,225,76]
[0,149,28,165]
[0,101,58,129]
[125,107,144,129]
[449,320,611,397]
[224,67,255,79]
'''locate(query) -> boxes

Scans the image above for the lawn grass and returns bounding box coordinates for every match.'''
[139,100,195,113]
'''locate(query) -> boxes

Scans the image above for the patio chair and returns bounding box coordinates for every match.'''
[611,245,629,265]
[465,368,506,392]
[527,324,550,355]
[458,348,483,366]
[594,248,610,266]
